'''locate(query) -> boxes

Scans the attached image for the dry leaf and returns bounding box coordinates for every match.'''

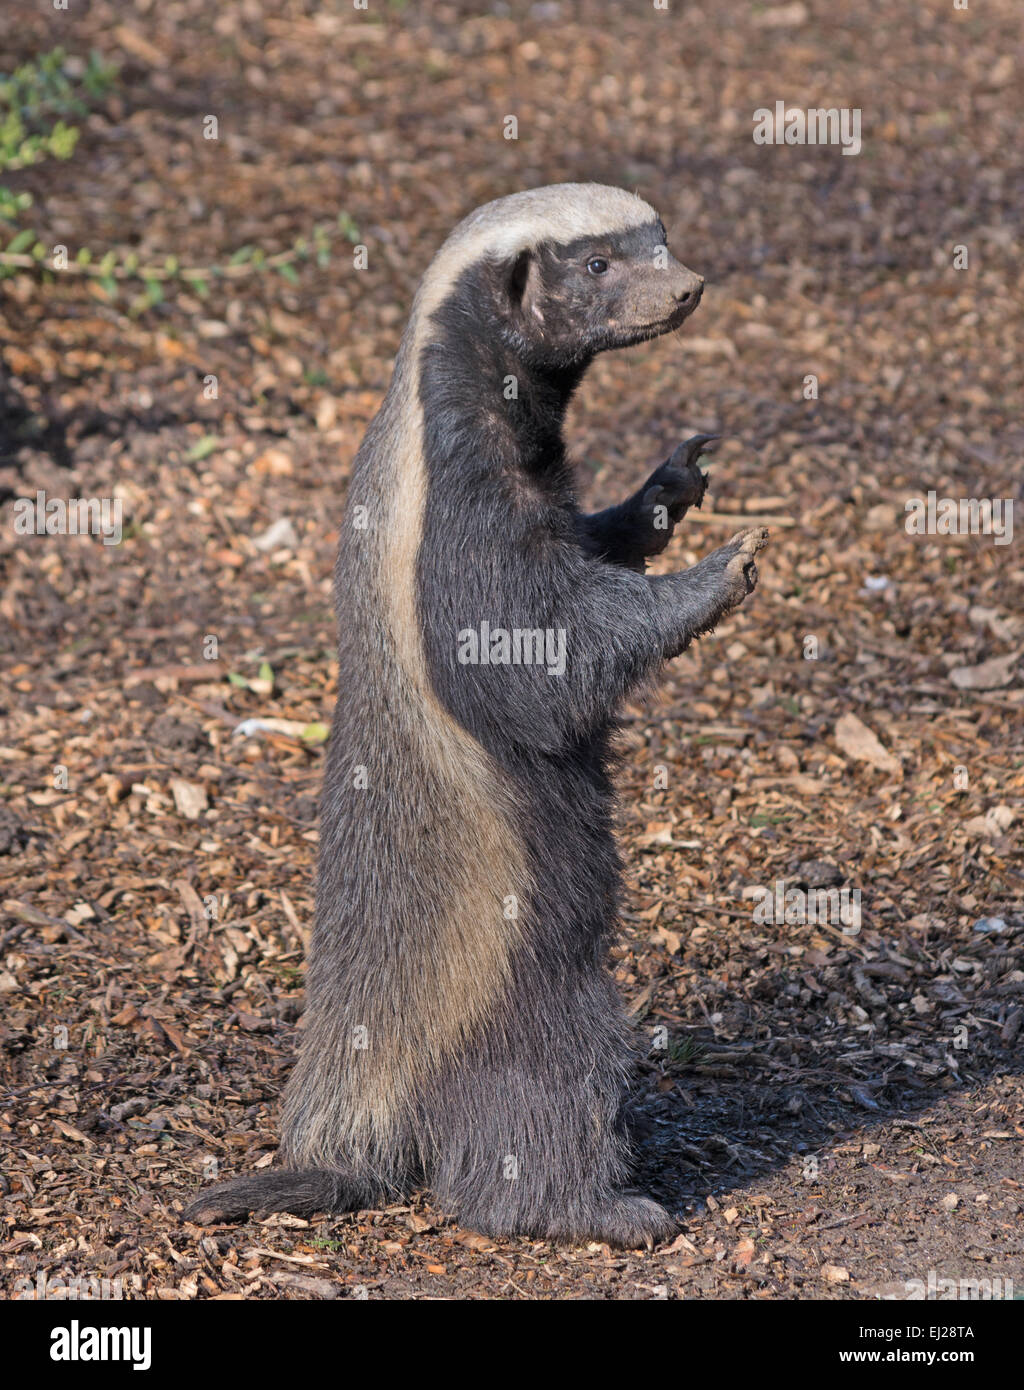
[949,651,1019,690]
[835,712,901,775]
[651,925,682,954]
[638,821,675,846]
[251,447,294,477]
[961,805,1014,839]
[170,779,208,820]
[52,1120,93,1146]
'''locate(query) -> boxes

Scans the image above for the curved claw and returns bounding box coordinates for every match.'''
[667,432,720,470]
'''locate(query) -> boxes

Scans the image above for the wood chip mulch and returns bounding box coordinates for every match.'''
[1,0,1021,1299]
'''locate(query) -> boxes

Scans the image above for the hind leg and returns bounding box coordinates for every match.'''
[426,1099,677,1249]
[421,979,677,1249]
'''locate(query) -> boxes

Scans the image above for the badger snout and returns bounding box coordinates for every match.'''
[627,255,704,335]
[672,264,703,308]
[673,272,704,309]
[665,259,704,320]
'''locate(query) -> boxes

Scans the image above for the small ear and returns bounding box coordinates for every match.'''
[508,249,532,306]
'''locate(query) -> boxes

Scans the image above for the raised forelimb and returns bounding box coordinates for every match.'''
[649,526,770,659]
[578,434,717,571]
[429,524,769,754]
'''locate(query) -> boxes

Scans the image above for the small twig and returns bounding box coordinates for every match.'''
[0,217,357,283]
[685,511,796,527]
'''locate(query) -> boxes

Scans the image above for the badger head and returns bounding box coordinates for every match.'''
[419,183,704,370]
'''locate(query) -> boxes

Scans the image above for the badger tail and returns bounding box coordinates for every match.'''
[181,1168,373,1225]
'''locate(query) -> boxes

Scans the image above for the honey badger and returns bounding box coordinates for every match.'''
[185,184,768,1247]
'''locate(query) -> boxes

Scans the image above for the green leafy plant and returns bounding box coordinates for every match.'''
[0,48,115,247]
[0,47,359,310]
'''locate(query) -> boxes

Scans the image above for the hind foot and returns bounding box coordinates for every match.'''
[560,1193,678,1250]
[467,1192,677,1250]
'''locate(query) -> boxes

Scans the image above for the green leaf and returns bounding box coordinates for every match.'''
[227,672,248,688]
[300,722,329,745]
[258,661,274,684]
[5,228,34,254]
[185,434,220,462]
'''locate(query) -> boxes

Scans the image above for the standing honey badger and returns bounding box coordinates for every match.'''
[185,184,768,1246]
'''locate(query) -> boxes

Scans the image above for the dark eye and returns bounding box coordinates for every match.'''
[586,257,609,275]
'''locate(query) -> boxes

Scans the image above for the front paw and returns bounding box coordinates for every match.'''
[643,432,717,521]
[717,526,770,610]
